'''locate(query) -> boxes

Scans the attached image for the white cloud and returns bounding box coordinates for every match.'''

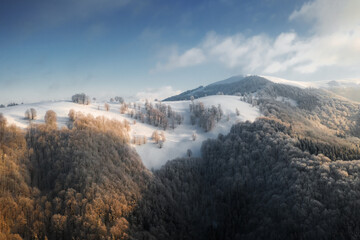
[135,86,181,101]
[289,0,360,34]
[152,48,206,72]
[153,0,360,76]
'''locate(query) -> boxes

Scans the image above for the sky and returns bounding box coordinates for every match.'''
[1,0,360,104]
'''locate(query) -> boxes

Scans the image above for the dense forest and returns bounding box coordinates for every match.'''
[1,82,360,239]
[0,112,151,239]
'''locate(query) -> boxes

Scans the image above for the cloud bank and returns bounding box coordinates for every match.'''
[153,0,360,76]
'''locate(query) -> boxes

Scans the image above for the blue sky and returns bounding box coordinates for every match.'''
[1,0,360,103]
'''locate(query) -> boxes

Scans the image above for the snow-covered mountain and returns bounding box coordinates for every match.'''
[1,74,359,169]
[0,95,260,169]
[164,74,360,102]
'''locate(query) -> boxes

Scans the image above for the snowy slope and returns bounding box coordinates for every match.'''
[0,95,260,169]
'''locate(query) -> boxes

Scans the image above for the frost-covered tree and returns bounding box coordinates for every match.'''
[104,103,110,111]
[25,109,31,120]
[68,109,76,121]
[45,110,57,128]
[25,108,37,120]
[30,108,37,120]
[151,131,160,143]
[192,132,197,141]
[72,93,90,105]
[186,149,192,157]
[120,103,127,114]
[115,96,124,104]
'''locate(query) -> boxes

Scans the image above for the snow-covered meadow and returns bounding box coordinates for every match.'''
[0,95,260,169]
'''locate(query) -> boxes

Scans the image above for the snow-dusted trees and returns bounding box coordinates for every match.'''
[0,113,6,128]
[0,104,5,108]
[130,101,182,130]
[186,149,192,157]
[0,112,146,239]
[30,108,37,120]
[7,102,18,107]
[120,103,128,114]
[45,110,57,127]
[189,102,223,131]
[25,109,31,119]
[72,93,90,105]
[104,103,110,111]
[132,135,147,145]
[115,96,124,104]
[151,130,166,148]
[192,132,197,141]
[236,108,240,116]
[151,131,160,143]
[68,109,76,121]
[25,108,37,120]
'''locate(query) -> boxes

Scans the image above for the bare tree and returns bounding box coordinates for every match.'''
[25,108,37,120]
[186,149,192,158]
[104,103,110,111]
[30,108,37,120]
[236,108,240,116]
[192,132,197,141]
[115,96,124,104]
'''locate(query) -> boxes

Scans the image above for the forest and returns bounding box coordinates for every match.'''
[1,83,360,239]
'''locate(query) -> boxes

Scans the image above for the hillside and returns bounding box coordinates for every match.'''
[163,75,271,101]
[164,74,360,103]
[1,75,360,239]
[0,95,260,169]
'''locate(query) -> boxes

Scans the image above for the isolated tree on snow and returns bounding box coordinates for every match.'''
[25,108,37,120]
[192,132,197,141]
[151,131,160,144]
[236,108,240,116]
[30,108,37,120]
[186,149,192,158]
[104,103,110,111]
[45,110,57,128]
[25,110,31,120]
